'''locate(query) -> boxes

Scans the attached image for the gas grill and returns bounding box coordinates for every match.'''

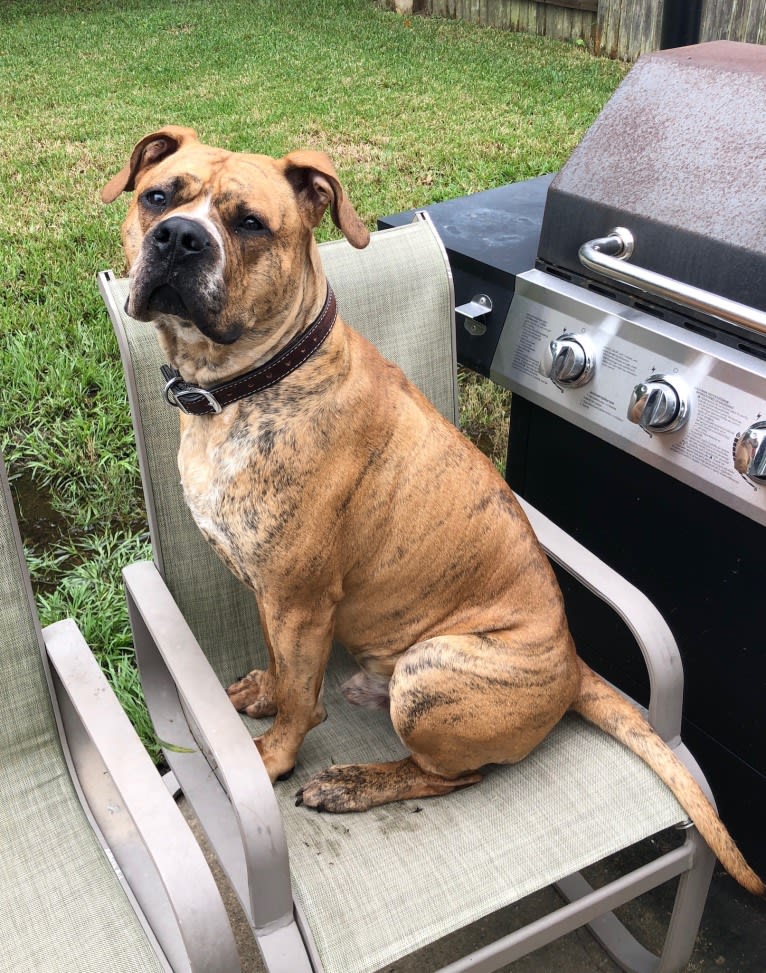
[380,40,766,874]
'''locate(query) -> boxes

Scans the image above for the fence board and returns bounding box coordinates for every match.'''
[596,0,664,60]
[700,0,766,45]
[539,0,597,9]
[700,0,766,44]
[595,0,620,58]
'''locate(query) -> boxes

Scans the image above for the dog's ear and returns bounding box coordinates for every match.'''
[283,151,370,250]
[101,126,199,203]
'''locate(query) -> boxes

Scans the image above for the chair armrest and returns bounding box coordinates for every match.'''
[43,618,240,973]
[122,560,295,938]
[517,497,684,745]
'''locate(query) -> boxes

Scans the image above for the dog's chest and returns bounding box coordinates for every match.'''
[179,439,246,543]
[176,416,299,587]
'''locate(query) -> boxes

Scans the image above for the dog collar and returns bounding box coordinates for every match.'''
[160,284,337,416]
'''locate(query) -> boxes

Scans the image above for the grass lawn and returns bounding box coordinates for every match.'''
[0,0,626,749]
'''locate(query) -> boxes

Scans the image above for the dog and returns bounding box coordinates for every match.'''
[103,126,764,895]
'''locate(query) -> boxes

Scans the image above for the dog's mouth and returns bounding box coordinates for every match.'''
[127,219,242,343]
[126,273,192,324]
[128,276,242,345]
[145,283,189,319]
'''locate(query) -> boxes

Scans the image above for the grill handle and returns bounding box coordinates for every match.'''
[579,228,766,337]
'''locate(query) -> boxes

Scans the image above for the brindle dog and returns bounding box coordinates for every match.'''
[103,127,764,894]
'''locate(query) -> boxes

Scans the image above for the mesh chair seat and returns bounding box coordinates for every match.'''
[244,652,684,973]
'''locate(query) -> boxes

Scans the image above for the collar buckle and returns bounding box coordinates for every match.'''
[162,371,223,415]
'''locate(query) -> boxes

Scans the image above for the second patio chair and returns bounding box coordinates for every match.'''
[0,452,240,973]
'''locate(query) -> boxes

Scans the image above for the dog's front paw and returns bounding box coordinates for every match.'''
[253,734,296,783]
[227,668,277,717]
[295,765,375,813]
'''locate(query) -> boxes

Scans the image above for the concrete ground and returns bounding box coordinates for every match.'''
[180,799,766,972]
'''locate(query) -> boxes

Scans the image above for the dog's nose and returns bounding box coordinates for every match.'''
[151,216,210,256]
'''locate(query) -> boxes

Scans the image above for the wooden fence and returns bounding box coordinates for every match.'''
[700,0,766,46]
[407,0,766,60]
[596,0,663,59]
[415,1,597,47]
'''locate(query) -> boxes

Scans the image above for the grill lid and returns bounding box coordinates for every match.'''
[537,41,766,346]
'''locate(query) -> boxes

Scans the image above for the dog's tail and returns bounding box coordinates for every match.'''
[572,658,765,896]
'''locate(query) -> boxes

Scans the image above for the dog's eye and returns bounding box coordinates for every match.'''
[238,215,266,233]
[143,189,167,209]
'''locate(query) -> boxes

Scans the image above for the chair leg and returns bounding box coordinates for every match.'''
[653,831,715,973]
[555,872,659,973]
[162,768,181,799]
[555,829,714,973]
[435,845,692,973]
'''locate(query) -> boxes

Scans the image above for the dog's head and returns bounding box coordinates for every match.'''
[102,126,369,347]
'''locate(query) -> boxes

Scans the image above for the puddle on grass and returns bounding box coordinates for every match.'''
[9,470,150,591]
[10,470,67,549]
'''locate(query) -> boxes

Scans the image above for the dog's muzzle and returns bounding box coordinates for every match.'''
[129,216,232,339]
[143,216,213,315]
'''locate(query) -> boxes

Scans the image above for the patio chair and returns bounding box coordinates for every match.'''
[100,213,716,973]
[0,454,240,972]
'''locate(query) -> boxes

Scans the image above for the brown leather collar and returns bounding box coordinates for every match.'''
[160,285,337,416]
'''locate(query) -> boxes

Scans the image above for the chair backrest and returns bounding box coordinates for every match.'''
[0,457,61,781]
[104,214,456,686]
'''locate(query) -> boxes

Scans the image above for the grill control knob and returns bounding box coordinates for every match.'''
[540,333,595,388]
[628,374,690,433]
[733,421,766,483]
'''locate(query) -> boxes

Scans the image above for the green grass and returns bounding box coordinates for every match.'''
[0,0,626,751]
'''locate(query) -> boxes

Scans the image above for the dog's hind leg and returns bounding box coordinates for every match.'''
[340,669,391,709]
[297,631,579,812]
[392,632,578,775]
[227,668,277,717]
[296,756,480,812]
